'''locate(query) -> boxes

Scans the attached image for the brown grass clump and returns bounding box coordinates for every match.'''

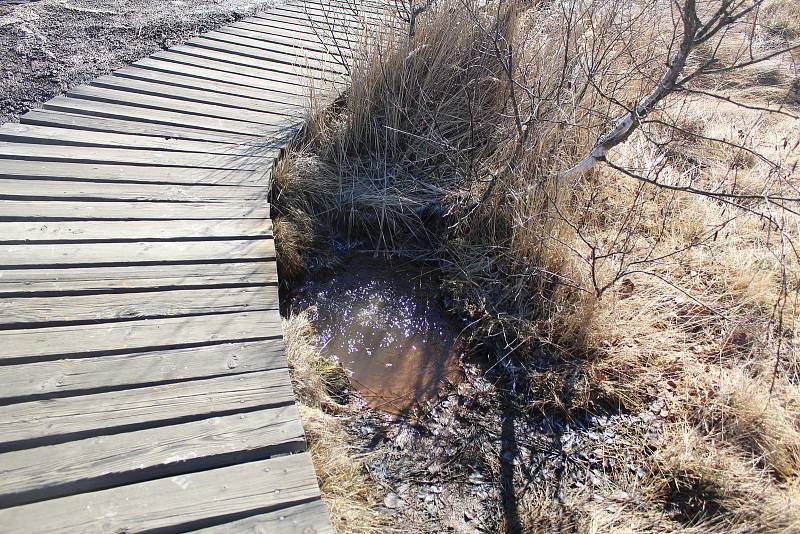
[299,405,384,532]
[691,368,800,479]
[273,0,800,532]
[283,313,349,409]
[760,480,800,533]
[283,314,384,531]
[760,0,800,41]
[273,215,315,282]
[274,3,518,254]
[655,425,765,528]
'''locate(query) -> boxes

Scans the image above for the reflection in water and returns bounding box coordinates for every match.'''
[290,256,465,415]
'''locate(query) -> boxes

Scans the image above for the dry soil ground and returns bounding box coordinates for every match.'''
[0,0,278,124]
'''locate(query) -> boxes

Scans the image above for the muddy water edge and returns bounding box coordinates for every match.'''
[285,253,474,418]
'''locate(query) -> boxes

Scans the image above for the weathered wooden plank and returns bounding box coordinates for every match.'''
[20,109,260,144]
[288,0,395,23]
[109,66,307,108]
[198,29,345,65]
[219,23,351,56]
[67,84,293,126]
[237,15,332,38]
[0,262,278,295]
[250,12,354,41]
[0,369,293,448]
[228,19,355,68]
[287,0,375,17]
[150,49,344,91]
[0,407,305,507]
[0,286,279,326]
[145,50,307,87]
[0,142,272,169]
[0,200,271,220]
[116,63,308,103]
[196,500,334,534]
[0,180,267,202]
[0,200,272,221]
[0,309,282,362]
[0,219,272,242]
[127,56,315,96]
[326,0,388,10]
[91,75,301,115]
[164,43,336,82]
[231,18,343,45]
[0,453,320,534]
[0,338,285,402]
[248,1,388,41]
[0,238,274,267]
[283,0,391,22]
[300,0,390,15]
[171,43,345,82]
[283,0,384,22]
[0,123,273,156]
[315,0,389,17]
[187,31,342,68]
[0,159,268,186]
[98,76,305,120]
[290,8,396,34]
[261,6,372,33]
[200,30,347,67]
[42,96,286,138]
[253,6,357,31]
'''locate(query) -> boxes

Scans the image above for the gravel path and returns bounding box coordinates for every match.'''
[0,0,278,124]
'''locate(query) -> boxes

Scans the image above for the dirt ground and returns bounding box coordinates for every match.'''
[0,0,278,124]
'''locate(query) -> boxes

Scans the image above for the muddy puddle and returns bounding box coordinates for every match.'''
[288,255,467,416]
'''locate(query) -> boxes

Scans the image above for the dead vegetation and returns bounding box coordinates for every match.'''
[274,0,800,531]
[283,314,388,531]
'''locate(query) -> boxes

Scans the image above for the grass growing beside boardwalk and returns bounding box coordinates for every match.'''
[283,313,388,532]
[276,0,800,531]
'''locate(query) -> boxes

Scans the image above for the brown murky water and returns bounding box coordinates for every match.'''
[290,255,465,416]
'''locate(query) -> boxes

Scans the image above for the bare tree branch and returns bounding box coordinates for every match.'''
[559,0,701,179]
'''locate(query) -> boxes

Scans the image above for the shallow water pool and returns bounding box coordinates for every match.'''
[289,255,465,416]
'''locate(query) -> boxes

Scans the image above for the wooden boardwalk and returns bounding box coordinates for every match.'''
[0,1,386,531]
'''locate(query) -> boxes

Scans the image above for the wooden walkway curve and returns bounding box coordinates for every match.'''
[0,1,387,531]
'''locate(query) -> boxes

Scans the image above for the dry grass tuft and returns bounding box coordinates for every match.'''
[273,215,316,282]
[299,405,384,531]
[760,0,800,41]
[283,314,384,531]
[692,369,800,479]
[283,313,348,410]
[760,480,800,533]
[655,425,763,529]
